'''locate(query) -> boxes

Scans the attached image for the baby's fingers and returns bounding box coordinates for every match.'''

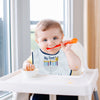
[26,64,31,71]
[31,65,35,70]
[24,63,35,71]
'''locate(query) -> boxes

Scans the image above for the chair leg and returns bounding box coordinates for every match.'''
[93,91,99,100]
[49,95,56,100]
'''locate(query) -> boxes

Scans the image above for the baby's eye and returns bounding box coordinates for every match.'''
[43,39,47,41]
[53,37,58,40]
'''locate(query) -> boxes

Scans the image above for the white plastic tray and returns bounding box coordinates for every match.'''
[0,69,98,96]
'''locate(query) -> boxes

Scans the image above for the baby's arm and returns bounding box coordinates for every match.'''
[23,56,35,71]
[61,42,81,71]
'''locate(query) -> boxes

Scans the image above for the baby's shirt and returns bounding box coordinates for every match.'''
[27,49,71,75]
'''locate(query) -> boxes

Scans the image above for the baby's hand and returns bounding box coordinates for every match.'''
[23,61,35,71]
[61,40,72,52]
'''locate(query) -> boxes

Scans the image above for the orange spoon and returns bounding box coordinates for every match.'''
[46,38,78,50]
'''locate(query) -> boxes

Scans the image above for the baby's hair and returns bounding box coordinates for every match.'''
[35,19,63,38]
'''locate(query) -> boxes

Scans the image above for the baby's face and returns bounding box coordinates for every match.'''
[35,28,64,54]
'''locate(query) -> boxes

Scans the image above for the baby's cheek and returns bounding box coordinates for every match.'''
[40,44,47,49]
[38,43,44,47]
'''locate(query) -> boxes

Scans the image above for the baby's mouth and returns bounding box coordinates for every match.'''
[47,44,61,50]
[47,47,55,50]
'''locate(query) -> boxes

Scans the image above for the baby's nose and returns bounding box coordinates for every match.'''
[48,40,54,45]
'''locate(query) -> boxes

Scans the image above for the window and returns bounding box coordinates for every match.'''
[0,0,11,79]
[0,0,12,98]
[30,0,73,50]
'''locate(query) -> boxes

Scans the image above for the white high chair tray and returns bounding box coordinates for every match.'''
[0,69,98,96]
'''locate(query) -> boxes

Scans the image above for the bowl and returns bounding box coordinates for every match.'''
[22,68,39,78]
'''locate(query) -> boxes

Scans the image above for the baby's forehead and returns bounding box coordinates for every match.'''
[37,27,62,34]
[38,30,61,35]
[35,27,63,39]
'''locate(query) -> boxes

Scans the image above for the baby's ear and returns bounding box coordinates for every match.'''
[35,39,39,43]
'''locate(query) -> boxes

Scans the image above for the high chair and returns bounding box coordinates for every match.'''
[0,42,99,100]
[12,42,99,100]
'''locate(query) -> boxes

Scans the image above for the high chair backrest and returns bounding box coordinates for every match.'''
[71,42,89,75]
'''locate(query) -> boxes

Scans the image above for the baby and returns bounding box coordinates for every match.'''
[23,19,81,100]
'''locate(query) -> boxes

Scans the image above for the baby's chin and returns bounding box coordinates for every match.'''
[47,51,57,54]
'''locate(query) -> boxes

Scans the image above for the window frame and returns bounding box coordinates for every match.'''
[10,0,31,71]
[63,0,73,39]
